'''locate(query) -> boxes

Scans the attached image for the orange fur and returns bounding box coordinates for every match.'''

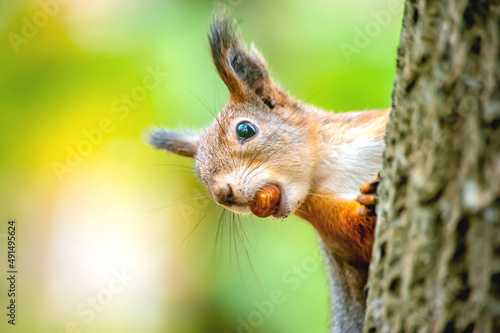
[295,191,376,265]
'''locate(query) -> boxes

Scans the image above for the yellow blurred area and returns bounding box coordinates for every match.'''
[0,0,403,332]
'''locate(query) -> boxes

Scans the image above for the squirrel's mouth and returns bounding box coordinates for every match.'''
[249,183,287,219]
[272,183,288,218]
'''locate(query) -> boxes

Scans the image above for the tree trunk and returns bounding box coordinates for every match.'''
[364,0,500,332]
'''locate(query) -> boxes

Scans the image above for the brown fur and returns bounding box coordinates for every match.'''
[295,192,376,265]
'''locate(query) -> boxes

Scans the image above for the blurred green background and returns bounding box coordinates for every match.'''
[0,0,403,332]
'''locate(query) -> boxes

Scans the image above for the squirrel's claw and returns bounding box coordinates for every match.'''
[357,173,380,216]
[357,193,377,206]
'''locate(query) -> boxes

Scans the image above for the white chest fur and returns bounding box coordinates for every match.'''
[313,121,386,199]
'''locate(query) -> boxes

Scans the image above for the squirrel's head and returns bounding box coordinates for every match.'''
[149,11,317,219]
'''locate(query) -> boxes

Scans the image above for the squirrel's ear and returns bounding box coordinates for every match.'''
[148,128,198,158]
[209,11,278,108]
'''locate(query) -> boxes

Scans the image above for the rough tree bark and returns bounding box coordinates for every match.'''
[364,0,500,332]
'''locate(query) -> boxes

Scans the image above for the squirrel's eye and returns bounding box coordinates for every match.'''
[236,121,258,142]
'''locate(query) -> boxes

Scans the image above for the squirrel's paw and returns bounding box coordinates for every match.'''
[357,173,379,216]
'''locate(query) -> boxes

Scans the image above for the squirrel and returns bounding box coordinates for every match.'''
[149,11,390,333]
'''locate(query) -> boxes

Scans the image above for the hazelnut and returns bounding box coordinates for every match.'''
[250,184,281,218]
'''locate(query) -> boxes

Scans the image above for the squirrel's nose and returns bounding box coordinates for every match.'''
[214,183,235,206]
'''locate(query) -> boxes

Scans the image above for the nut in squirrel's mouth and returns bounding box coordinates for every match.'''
[249,183,287,218]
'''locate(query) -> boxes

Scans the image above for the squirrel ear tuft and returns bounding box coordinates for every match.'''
[209,10,278,108]
[148,128,198,158]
